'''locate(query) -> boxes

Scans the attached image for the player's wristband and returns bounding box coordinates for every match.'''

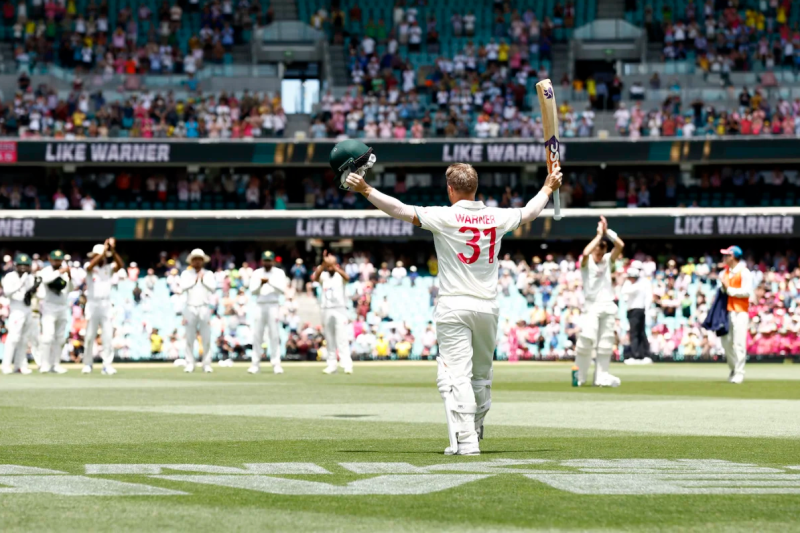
[605,228,618,240]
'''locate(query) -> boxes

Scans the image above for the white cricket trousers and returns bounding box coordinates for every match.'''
[252,303,282,368]
[2,307,36,372]
[435,302,497,444]
[84,300,114,367]
[575,308,616,384]
[322,308,352,371]
[184,305,212,367]
[40,304,71,370]
[721,310,748,378]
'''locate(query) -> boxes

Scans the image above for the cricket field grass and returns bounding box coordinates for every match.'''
[2,362,800,532]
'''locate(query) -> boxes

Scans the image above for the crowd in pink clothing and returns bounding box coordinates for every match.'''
[491,248,800,361]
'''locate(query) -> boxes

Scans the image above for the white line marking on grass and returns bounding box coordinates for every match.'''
[152,474,490,495]
[0,476,187,495]
[0,465,66,474]
[86,464,330,475]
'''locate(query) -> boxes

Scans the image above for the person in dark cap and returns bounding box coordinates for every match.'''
[247,250,287,375]
[37,249,73,374]
[1,253,39,374]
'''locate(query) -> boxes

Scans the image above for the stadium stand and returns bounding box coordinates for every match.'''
[0,164,794,211]
[1,0,271,73]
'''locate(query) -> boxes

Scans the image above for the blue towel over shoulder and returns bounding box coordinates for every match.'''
[701,288,729,337]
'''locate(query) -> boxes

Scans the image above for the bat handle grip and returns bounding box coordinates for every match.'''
[552,189,562,221]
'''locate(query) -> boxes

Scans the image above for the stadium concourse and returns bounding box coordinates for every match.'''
[0,241,797,366]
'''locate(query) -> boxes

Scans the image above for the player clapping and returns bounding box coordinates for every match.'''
[576,216,625,387]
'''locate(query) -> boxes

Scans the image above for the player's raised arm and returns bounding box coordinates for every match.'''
[520,170,563,224]
[581,220,607,267]
[86,240,109,272]
[602,215,625,262]
[345,173,421,227]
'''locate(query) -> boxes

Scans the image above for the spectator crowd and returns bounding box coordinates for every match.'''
[3,76,288,139]
[2,242,799,366]
[7,0,272,75]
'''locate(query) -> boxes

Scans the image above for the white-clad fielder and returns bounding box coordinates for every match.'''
[248,250,287,375]
[38,249,73,373]
[1,253,40,375]
[181,248,217,373]
[311,251,353,375]
[84,239,125,375]
[719,245,751,384]
[339,141,561,455]
[577,216,625,387]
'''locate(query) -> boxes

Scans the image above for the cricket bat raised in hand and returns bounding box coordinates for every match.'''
[535,79,563,221]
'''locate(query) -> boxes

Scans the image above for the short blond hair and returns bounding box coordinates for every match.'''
[445,163,479,195]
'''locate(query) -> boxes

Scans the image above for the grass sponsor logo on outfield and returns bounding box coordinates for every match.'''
[3,460,800,496]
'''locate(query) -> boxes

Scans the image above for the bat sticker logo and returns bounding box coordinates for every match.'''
[544,136,561,173]
[543,87,554,99]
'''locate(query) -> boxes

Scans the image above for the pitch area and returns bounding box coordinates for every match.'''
[2,363,800,532]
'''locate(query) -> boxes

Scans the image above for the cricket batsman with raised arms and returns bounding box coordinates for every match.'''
[333,139,562,455]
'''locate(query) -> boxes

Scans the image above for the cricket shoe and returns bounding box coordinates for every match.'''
[343,368,353,375]
[727,370,735,383]
[273,365,284,375]
[101,366,117,375]
[184,364,195,373]
[218,359,234,368]
[1,367,13,375]
[322,365,338,374]
[51,366,68,374]
[444,442,481,456]
[18,367,32,375]
[594,373,621,387]
[641,357,653,364]
[203,365,213,373]
[82,365,93,374]
[247,365,260,374]
[730,373,744,384]
[39,365,52,373]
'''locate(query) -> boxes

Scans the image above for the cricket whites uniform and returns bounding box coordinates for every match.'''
[249,266,287,373]
[38,264,73,373]
[29,282,45,368]
[720,261,751,383]
[319,270,353,373]
[181,267,216,371]
[1,270,37,374]
[84,263,116,373]
[577,252,620,386]
[415,200,522,454]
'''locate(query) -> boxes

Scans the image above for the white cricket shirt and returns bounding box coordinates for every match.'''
[319,271,347,309]
[86,263,115,301]
[180,268,217,307]
[2,271,35,310]
[415,200,521,308]
[621,277,650,310]
[38,265,73,308]
[250,266,287,305]
[581,252,618,313]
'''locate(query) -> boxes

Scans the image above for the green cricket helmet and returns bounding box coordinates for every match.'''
[329,139,376,190]
[14,253,32,266]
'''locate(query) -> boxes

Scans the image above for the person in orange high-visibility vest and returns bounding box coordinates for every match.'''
[719,246,752,384]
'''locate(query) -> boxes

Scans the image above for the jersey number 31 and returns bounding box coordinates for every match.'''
[458,226,497,265]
